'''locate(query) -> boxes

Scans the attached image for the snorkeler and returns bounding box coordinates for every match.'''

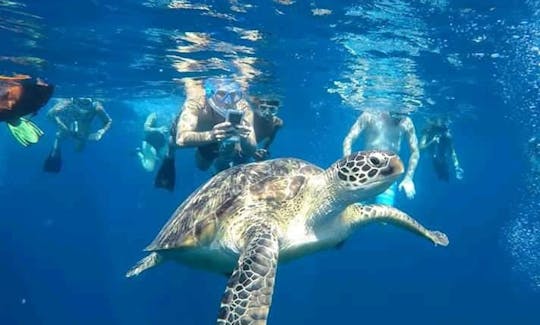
[137,112,170,172]
[250,96,283,161]
[154,77,256,191]
[419,117,464,181]
[43,97,112,173]
[0,74,54,146]
[343,110,420,206]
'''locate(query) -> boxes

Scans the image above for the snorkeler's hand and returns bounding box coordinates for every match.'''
[253,148,269,161]
[211,122,236,142]
[274,117,284,128]
[157,126,169,134]
[398,177,416,199]
[234,123,252,139]
[455,167,464,180]
[88,129,105,141]
[36,78,48,86]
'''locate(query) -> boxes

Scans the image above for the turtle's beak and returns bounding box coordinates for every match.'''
[380,155,404,177]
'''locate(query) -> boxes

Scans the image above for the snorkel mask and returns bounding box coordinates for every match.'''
[256,98,280,118]
[388,111,408,125]
[74,97,93,110]
[205,78,244,118]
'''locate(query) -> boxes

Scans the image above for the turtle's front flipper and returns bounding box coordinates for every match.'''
[343,204,449,246]
[217,223,279,325]
[125,252,163,278]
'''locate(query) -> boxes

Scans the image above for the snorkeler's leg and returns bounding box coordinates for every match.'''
[140,141,157,172]
[74,137,87,152]
[157,144,169,160]
[195,148,213,171]
[432,155,450,181]
[141,156,156,172]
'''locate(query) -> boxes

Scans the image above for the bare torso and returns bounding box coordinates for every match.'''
[253,114,279,143]
[183,95,254,133]
[58,104,100,136]
[362,112,406,152]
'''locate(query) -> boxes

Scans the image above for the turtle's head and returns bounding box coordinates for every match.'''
[327,150,404,202]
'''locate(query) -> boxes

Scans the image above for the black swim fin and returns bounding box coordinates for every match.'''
[43,146,62,173]
[154,155,175,191]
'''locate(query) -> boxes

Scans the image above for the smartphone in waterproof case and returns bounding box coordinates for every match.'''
[226,109,244,125]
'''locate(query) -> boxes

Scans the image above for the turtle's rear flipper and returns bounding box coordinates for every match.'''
[154,155,175,191]
[43,146,62,173]
[126,252,162,278]
[7,118,44,147]
[217,224,279,324]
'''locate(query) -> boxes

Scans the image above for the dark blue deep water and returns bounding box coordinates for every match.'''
[1,1,540,324]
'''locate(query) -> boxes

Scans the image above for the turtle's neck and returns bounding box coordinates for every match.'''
[306,171,353,226]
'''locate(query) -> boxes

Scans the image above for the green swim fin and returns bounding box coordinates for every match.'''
[43,146,62,173]
[7,118,44,147]
[154,155,175,191]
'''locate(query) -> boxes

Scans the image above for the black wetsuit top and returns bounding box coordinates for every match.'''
[424,125,452,181]
[145,130,166,150]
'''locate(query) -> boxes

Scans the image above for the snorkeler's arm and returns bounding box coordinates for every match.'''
[342,113,367,156]
[403,117,420,180]
[262,117,283,150]
[448,131,462,171]
[176,100,215,147]
[419,134,427,149]
[239,105,257,156]
[183,79,205,98]
[419,127,439,150]
[418,129,430,149]
[95,102,112,134]
[451,147,461,169]
[47,99,71,131]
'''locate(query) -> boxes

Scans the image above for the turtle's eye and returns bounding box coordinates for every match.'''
[368,152,386,168]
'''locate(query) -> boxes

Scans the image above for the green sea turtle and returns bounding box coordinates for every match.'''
[126,150,449,324]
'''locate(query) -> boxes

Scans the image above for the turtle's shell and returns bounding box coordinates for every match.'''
[145,158,322,251]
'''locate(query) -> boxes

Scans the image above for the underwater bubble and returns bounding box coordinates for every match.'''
[505,213,540,290]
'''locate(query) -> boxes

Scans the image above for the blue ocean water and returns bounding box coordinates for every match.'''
[1,0,540,324]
